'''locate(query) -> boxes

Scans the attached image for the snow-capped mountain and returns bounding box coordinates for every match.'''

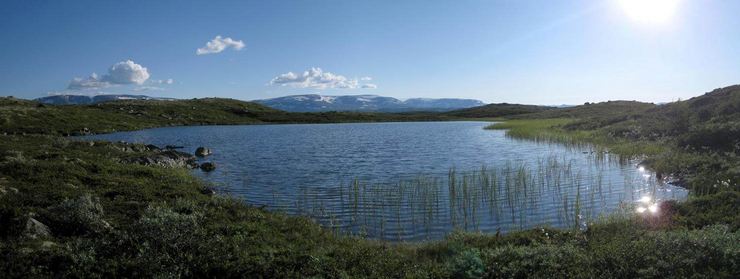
[254,94,485,112]
[36,94,174,105]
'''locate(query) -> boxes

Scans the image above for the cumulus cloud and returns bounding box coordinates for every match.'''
[269,68,375,89]
[360,76,373,81]
[67,60,151,90]
[104,60,150,85]
[196,36,245,55]
[361,83,378,89]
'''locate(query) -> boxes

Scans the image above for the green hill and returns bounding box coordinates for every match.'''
[488,85,740,196]
[513,101,655,121]
[539,86,740,153]
[0,97,455,135]
[445,103,554,118]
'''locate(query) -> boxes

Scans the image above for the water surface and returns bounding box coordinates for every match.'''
[83,122,687,241]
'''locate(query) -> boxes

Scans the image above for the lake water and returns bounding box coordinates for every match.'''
[83,121,687,241]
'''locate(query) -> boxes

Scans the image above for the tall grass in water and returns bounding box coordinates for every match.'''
[296,155,643,241]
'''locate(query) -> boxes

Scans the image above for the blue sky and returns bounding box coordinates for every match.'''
[1,0,739,105]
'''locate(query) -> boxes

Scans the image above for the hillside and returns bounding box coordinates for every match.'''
[488,85,740,195]
[520,87,740,153]
[444,103,554,118]
[512,100,656,121]
[0,97,461,136]
[255,94,485,112]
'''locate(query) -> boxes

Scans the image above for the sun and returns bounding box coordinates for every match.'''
[618,0,680,24]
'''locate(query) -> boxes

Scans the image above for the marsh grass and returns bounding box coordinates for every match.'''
[485,119,667,160]
[293,155,662,241]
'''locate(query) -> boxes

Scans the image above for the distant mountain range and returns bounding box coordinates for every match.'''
[35,93,486,112]
[254,94,486,112]
[36,94,174,105]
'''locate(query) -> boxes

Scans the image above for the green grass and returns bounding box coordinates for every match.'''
[486,119,667,158]
[486,118,588,142]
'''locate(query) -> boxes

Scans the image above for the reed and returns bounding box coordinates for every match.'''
[284,152,673,241]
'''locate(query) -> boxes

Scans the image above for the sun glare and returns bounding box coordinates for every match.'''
[618,0,680,24]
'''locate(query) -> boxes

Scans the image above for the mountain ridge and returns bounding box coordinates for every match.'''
[254,94,486,112]
[36,94,175,105]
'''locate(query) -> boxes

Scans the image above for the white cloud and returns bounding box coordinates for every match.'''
[360,76,373,81]
[67,60,151,90]
[269,67,375,89]
[104,60,150,85]
[361,83,378,89]
[196,36,245,55]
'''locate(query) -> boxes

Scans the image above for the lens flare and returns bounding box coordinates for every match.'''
[648,203,659,213]
[618,0,680,24]
[638,196,651,204]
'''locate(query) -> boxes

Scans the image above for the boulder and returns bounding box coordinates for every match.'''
[145,144,161,151]
[24,217,51,239]
[200,162,216,172]
[200,187,217,195]
[195,147,212,157]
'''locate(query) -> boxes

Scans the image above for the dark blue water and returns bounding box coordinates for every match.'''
[83,122,687,241]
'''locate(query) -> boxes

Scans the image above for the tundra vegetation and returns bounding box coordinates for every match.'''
[0,86,738,278]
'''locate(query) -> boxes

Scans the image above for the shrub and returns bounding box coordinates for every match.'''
[123,204,205,277]
[590,225,739,278]
[48,194,110,236]
[482,243,592,278]
[447,248,485,279]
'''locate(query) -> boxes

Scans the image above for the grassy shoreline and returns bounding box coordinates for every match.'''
[486,117,738,230]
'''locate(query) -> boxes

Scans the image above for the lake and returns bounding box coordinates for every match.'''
[82,121,687,241]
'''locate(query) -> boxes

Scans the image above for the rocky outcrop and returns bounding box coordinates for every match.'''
[124,150,198,169]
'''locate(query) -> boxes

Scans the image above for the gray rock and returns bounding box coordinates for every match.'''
[200,162,216,172]
[195,147,212,157]
[124,150,197,168]
[24,217,51,239]
[145,144,161,151]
